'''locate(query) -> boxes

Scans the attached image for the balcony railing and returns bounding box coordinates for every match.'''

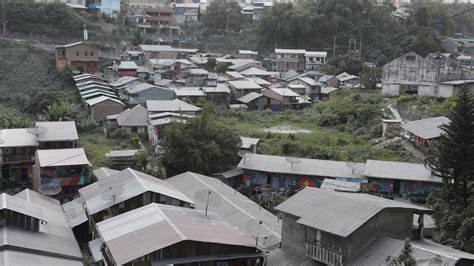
[306,241,343,266]
[1,154,35,164]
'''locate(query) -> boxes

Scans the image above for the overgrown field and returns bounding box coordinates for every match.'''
[215,89,412,163]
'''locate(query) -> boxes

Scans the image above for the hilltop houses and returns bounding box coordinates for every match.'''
[55,42,99,73]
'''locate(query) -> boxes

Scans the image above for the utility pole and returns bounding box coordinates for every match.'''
[225,8,231,37]
[348,39,352,55]
[333,36,336,59]
[359,36,362,60]
[2,0,6,35]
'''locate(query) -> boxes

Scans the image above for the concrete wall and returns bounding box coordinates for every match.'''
[417,85,436,97]
[381,83,400,97]
[281,213,308,258]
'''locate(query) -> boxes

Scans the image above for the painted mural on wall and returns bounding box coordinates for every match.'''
[368,178,439,197]
[243,170,328,188]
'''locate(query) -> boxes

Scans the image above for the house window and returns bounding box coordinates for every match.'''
[405,55,416,61]
[91,51,94,56]
[76,51,79,56]
[62,50,65,56]
[85,51,88,56]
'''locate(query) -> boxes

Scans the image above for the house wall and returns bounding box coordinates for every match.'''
[118,69,138,77]
[143,50,178,60]
[280,213,308,258]
[368,177,440,197]
[64,44,99,63]
[90,101,124,121]
[71,61,99,73]
[242,169,326,188]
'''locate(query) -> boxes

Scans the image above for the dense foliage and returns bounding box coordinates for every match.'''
[257,0,453,64]
[201,0,243,36]
[426,87,474,253]
[385,238,417,266]
[161,106,241,177]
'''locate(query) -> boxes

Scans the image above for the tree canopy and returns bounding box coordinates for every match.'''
[201,0,243,36]
[160,105,241,177]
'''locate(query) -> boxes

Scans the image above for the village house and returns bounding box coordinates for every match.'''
[239,66,274,79]
[288,77,322,99]
[62,168,193,232]
[55,42,99,73]
[236,92,264,110]
[108,76,142,92]
[319,86,339,100]
[363,160,442,200]
[105,149,140,170]
[202,84,231,105]
[262,87,303,111]
[274,48,306,72]
[239,137,260,154]
[401,116,451,151]
[76,79,110,88]
[173,3,200,25]
[167,171,282,249]
[33,148,91,202]
[336,72,361,88]
[437,79,474,97]
[173,87,207,104]
[126,83,175,105]
[0,129,38,190]
[0,121,80,189]
[318,74,339,87]
[381,51,473,97]
[148,112,195,144]
[228,79,263,99]
[34,121,79,149]
[107,104,148,135]
[185,68,210,86]
[238,49,258,60]
[86,96,125,121]
[146,99,201,116]
[237,153,366,189]
[113,61,140,77]
[216,58,263,72]
[143,6,181,36]
[269,187,474,265]
[80,89,119,102]
[305,51,327,71]
[248,77,272,88]
[226,71,246,80]
[139,44,198,61]
[95,203,265,265]
[145,58,194,81]
[0,189,83,265]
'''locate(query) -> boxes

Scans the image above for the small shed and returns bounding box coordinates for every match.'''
[86,96,125,121]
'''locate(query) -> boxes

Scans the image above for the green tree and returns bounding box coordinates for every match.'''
[385,238,416,266]
[41,100,79,121]
[426,87,474,208]
[161,105,240,177]
[201,0,243,35]
[360,66,381,90]
[131,29,143,46]
[134,145,163,178]
[457,217,474,253]
[204,58,217,72]
[215,64,228,74]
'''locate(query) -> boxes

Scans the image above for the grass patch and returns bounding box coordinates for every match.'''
[78,131,137,167]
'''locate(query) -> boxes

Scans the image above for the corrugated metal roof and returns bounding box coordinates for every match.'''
[239,50,258,55]
[305,51,327,57]
[76,80,109,88]
[148,112,195,120]
[149,117,187,126]
[86,96,125,106]
[88,238,103,262]
[240,137,260,149]
[78,83,111,91]
[227,79,262,90]
[247,77,271,86]
[0,193,45,221]
[173,87,206,97]
[269,88,300,97]
[202,84,231,93]
[61,196,88,228]
[236,92,263,103]
[117,61,139,70]
[401,116,451,139]
[275,187,431,238]
[0,250,83,265]
[82,91,119,100]
[226,71,245,79]
[167,172,281,249]
[114,104,148,127]
[105,149,139,158]
[79,168,194,215]
[347,237,474,265]
[0,128,38,147]
[96,203,259,265]
[320,86,338,94]
[109,76,139,87]
[1,190,83,261]
[238,154,365,179]
[240,67,272,76]
[275,49,306,54]
[266,248,317,266]
[189,68,209,75]
[320,179,361,192]
[298,77,322,86]
[80,88,116,97]
[36,148,90,167]
[35,121,78,142]
[146,99,201,113]
[92,167,120,181]
[363,160,442,183]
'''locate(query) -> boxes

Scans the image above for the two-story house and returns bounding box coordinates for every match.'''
[270,187,474,265]
[305,51,327,71]
[55,42,99,73]
[274,49,306,72]
[262,87,302,111]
